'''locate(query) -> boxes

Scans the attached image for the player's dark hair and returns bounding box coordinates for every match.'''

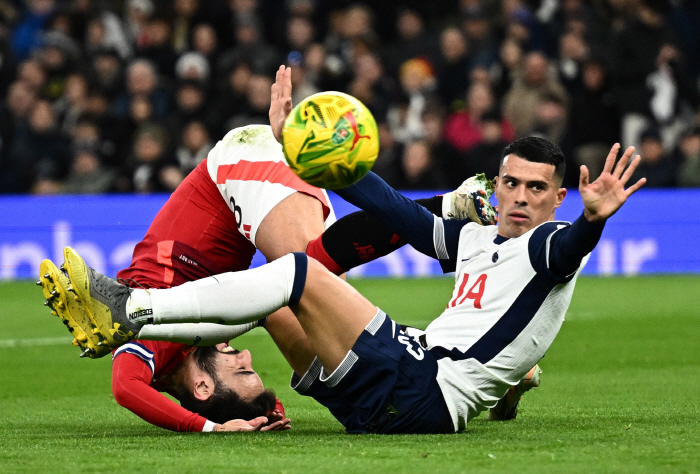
[177,346,277,424]
[501,136,566,185]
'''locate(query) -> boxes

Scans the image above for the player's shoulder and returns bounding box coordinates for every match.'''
[112,340,190,374]
[460,221,498,238]
[527,220,571,245]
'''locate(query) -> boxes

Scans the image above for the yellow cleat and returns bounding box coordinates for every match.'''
[62,247,139,351]
[38,259,111,359]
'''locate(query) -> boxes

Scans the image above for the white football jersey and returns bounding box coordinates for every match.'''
[206,125,336,245]
[422,221,588,430]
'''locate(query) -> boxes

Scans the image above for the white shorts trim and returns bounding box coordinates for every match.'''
[320,351,359,388]
[290,356,323,394]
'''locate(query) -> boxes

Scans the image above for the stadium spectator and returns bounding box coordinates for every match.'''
[610,0,699,149]
[385,9,438,78]
[288,55,319,107]
[460,5,498,69]
[435,26,471,108]
[11,0,56,61]
[1,0,699,193]
[63,145,116,194]
[136,15,178,78]
[0,82,37,192]
[128,123,181,193]
[462,109,510,181]
[629,128,676,187]
[348,51,391,123]
[54,72,89,135]
[676,127,700,187]
[387,57,437,144]
[176,120,212,175]
[398,140,447,189]
[191,23,219,73]
[420,105,462,188]
[114,59,170,119]
[172,0,202,54]
[167,80,208,138]
[88,48,124,100]
[444,81,515,153]
[372,122,403,188]
[569,58,621,181]
[22,99,71,191]
[503,51,568,138]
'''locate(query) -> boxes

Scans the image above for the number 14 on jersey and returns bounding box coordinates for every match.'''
[448,273,487,309]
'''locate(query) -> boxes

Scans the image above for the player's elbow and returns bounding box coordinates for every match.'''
[112,378,135,408]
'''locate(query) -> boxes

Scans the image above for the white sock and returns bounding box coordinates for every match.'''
[128,253,306,325]
[136,321,261,346]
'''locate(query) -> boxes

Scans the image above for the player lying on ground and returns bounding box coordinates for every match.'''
[38,66,496,432]
[45,137,646,433]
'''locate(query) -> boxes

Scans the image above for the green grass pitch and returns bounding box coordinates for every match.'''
[1,276,699,473]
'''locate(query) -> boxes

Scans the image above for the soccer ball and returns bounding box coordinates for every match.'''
[282,91,379,189]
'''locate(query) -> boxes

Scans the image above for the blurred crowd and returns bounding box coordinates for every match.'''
[1,0,699,194]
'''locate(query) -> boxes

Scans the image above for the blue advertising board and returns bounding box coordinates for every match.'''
[0,189,698,280]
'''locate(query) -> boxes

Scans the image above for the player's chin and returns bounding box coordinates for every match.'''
[504,217,531,236]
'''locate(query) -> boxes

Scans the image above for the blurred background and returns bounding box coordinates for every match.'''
[0,0,699,278]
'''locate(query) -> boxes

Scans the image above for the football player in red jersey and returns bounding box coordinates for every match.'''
[40,66,496,432]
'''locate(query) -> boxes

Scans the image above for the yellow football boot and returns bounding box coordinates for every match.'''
[62,247,140,351]
[38,259,112,358]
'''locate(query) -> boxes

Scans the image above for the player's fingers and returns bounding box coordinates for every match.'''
[620,155,641,185]
[579,165,589,189]
[248,416,268,431]
[272,67,282,101]
[626,177,647,196]
[261,419,290,431]
[282,66,292,100]
[613,146,635,179]
[602,143,620,174]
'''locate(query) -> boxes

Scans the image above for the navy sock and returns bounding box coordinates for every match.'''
[289,252,308,305]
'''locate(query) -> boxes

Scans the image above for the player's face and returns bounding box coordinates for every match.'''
[494,154,567,238]
[213,343,265,401]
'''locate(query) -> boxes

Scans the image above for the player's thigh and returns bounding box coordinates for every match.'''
[255,192,326,261]
[293,257,377,373]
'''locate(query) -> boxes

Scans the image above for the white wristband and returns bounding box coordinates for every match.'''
[202,420,216,432]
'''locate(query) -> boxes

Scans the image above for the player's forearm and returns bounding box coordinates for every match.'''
[306,196,444,274]
[112,356,211,432]
[334,172,441,258]
[550,212,606,277]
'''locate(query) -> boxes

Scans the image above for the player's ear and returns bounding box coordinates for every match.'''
[554,187,567,209]
[193,375,215,401]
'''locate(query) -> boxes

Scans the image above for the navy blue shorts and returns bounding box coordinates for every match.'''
[290,310,455,434]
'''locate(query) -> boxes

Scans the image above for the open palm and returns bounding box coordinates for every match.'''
[579,144,647,222]
[269,65,293,144]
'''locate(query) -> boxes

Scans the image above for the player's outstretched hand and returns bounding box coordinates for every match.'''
[261,417,292,431]
[214,416,268,432]
[270,65,293,144]
[579,143,647,223]
[213,415,291,432]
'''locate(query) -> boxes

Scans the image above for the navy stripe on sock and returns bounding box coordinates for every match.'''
[289,252,308,305]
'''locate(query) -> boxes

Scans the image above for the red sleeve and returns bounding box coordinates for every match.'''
[273,398,285,418]
[112,353,209,432]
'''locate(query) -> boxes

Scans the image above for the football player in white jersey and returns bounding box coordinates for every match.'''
[50,135,645,433]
